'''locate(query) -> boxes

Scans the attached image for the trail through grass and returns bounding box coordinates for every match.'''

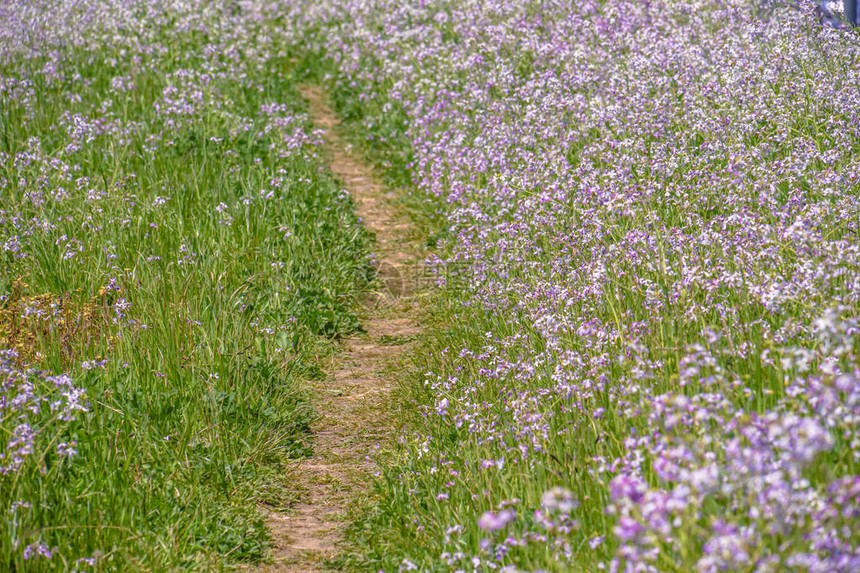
[302,1,860,571]
[259,85,426,573]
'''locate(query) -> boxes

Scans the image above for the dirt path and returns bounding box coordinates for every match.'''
[262,86,424,572]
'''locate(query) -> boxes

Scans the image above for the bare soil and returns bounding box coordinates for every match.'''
[260,86,424,572]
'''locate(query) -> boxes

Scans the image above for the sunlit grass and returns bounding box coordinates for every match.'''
[0,13,370,571]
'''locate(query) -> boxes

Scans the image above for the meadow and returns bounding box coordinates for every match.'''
[304,0,860,571]
[2,0,860,572]
[1,2,370,570]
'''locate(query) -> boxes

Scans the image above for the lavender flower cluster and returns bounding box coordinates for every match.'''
[0,350,89,561]
[302,0,860,570]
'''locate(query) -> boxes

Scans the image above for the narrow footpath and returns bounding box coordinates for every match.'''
[263,86,424,572]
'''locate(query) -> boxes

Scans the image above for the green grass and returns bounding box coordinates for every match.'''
[0,36,371,573]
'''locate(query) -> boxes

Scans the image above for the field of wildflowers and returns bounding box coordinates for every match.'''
[3,0,860,571]
[0,1,371,570]
[299,0,860,571]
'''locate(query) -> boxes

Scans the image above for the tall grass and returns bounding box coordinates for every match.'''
[0,2,370,570]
